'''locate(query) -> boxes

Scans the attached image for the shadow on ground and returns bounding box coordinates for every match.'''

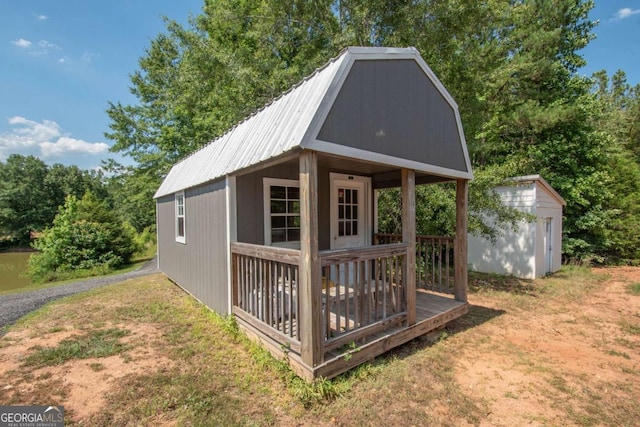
[337,302,506,376]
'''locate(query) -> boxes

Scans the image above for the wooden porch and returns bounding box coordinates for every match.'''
[229,150,469,380]
[230,234,468,380]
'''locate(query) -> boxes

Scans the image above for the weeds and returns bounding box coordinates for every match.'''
[23,327,131,367]
[606,349,631,359]
[627,282,640,295]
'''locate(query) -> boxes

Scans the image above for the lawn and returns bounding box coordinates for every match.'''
[1,266,638,426]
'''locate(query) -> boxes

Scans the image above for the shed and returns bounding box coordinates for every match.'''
[467,175,566,279]
[154,46,473,380]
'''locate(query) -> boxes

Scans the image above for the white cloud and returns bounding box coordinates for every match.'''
[12,38,32,48]
[35,14,48,21]
[614,8,640,20]
[0,117,108,160]
[2,116,61,148]
[11,38,63,57]
[40,137,109,157]
[38,40,60,50]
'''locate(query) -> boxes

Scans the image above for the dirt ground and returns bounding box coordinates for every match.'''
[0,268,638,425]
[452,267,640,426]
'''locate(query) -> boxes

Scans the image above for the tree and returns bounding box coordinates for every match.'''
[107,0,640,262]
[102,160,157,233]
[0,155,54,243]
[0,155,109,244]
[106,0,340,175]
[27,192,138,282]
[588,69,640,261]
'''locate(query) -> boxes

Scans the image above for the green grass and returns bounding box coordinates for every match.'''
[605,349,631,359]
[627,282,640,295]
[468,265,605,311]
[1,266,638,426]
[620,319,640,335]
[23,327,132,367]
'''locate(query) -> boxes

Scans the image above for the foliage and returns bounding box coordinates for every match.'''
[27,192,139,283]
[102,159,158,232]
[0,155,105,244]
[105,0,640,263]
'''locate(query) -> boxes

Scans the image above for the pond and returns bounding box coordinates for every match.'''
[0,251,33,293]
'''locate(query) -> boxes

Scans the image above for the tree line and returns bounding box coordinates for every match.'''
[0,155,153,282]
[105,0,639,263]
[3,0,638,267]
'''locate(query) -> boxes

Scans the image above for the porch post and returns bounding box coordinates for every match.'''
[454,179,468,303]
[299,150,322,367]
[402,169,416,325]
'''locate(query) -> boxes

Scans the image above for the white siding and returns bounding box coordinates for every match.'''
[468,176,565,279]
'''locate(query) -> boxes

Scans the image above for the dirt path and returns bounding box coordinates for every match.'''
[453,267,640,426]
[0,258,158,330]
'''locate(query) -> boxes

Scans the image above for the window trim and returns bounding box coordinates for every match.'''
[263,178,300,249]
[175,191,186,244]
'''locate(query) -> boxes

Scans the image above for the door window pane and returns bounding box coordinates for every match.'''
[336,186,359,238]
[270,186,286,199]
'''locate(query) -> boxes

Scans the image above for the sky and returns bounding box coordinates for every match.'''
[0,1,639,171]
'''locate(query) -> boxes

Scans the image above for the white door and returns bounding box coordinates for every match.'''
[330,173,371,250]
[544,218,553,274]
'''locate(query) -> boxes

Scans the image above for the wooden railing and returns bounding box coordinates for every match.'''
[231,242,301,352]
[374,233,455,294]
[231,242,413,360]
[320,243,408,352]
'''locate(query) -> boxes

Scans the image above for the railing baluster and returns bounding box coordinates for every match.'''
[344,262,350,333]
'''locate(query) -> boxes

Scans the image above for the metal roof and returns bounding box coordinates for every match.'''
[155,46,472,198]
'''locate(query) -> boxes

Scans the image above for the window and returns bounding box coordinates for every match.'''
[337,187,358,236]
[176,192,186,243]
[263,178,300,248]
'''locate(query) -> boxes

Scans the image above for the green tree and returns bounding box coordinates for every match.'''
[0,155,109,244]
[106,0,339,175]
[102,160,157,232]
[0,155,55,243]
[28,192,138,282]
[107,0,640,262]
[588,69,640,261]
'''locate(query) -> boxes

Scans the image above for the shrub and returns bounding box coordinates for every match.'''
[28,192,138,282]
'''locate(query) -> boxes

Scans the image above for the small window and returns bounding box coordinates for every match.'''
[263,178,300,248]
[176,192,186,243]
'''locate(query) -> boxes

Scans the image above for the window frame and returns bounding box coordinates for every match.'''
[263,178,301,249]
[175,191,186,244]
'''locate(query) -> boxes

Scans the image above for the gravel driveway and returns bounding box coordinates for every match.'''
[0,258,159,330]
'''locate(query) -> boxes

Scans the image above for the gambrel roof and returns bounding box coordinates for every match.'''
[155,46,472,198]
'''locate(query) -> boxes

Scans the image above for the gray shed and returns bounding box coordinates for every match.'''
[467,175,566,279]
[154,46,473,379]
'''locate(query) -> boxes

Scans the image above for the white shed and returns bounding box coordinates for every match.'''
[467,175,566,279]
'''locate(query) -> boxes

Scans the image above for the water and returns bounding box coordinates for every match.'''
[0,251,33,292]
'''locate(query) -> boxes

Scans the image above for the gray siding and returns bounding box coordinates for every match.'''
[157,179,229,314]
[236,164,299,245]
[236,163,333,250]
[317,60,468,172]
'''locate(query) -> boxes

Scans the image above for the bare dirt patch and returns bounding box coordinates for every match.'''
[453,267,640,426]
[0,322,174,423]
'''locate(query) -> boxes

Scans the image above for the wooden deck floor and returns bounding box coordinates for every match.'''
[236,290,468,380]
[415,289,465,321]
[316,291,467,379]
